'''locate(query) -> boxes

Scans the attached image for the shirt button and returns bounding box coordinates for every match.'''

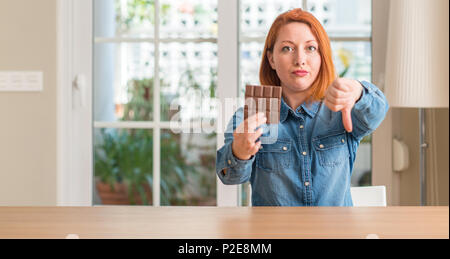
[304,182,310,187]
[302,152,307,156]
[227,160,232,165]
[341,139,345,143]
[299,125,304,129]
[319,144,324,149]
[282,146,288,151]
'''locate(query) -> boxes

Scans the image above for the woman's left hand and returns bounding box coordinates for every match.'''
[323,78,363,132]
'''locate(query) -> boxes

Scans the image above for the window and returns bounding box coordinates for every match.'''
[93,0,218,206]
[91,0,373,207]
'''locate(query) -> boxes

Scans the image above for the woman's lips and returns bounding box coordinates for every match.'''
[293,70,309,77]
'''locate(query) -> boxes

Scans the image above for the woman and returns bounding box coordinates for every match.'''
[215,8,389,206]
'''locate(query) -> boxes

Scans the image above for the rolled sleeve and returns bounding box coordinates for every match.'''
[215,107,255,185]
[350,81,390,140]
[216,142,255,185]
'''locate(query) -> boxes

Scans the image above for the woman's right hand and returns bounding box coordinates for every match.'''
[231,112,267,160]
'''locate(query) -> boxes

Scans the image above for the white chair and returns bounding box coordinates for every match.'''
[247,184,252,207]
[350,186,387,207]
[246,185,387,207]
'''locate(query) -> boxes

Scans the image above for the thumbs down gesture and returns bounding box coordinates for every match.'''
[323,78,363,133]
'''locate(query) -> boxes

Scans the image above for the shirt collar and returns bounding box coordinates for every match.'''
[279,96,321,123]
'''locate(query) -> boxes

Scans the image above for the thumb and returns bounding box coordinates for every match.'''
[342,107,353,132]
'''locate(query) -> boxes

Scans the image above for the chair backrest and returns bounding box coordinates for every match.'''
[350,186,387,207]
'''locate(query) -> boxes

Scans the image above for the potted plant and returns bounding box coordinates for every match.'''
[94,75,211,205]
[95,128,153,205]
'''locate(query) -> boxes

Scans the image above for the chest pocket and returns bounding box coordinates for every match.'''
[313,132,350,167]
[256,139,292,172]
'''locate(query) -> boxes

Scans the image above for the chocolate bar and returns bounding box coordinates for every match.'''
[244,84,282,124]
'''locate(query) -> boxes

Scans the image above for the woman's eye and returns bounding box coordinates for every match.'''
[282,46,293,52]
[307,46,317,52]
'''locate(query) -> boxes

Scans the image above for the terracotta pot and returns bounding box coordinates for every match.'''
[96,181,152,205]
[198,197,217,206]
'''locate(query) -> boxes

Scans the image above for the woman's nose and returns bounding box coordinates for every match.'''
[294,50,306,66]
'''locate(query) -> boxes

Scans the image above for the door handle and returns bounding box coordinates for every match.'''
[73,74,87,108]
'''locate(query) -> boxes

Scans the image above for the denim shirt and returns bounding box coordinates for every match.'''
[215,81,389,206]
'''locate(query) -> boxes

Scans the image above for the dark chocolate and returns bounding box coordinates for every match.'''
[244,84,282,124]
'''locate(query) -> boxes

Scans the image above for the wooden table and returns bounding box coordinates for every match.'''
[0,206,448,239]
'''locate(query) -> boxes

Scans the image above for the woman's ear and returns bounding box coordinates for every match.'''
[267,51,276,70]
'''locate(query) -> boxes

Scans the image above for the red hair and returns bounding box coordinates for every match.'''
[259,8,336,102]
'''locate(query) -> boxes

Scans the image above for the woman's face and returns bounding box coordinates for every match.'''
[267,22,322,94]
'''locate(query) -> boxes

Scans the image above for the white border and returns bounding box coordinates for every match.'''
[153,0,161,206]
[216,0,240,206]
[57,0,72,206]
[57,0,93,206]
[371,0,399,205]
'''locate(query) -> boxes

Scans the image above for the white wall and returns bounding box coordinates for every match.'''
[0,0,57,205]
[372,0,449,206]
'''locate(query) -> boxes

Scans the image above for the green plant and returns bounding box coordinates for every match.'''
[95,126,207,205]
[95,70,217,205]
[160,131,200,205]
[95,75,191,205]
[122,76,183,122]
[96,1,219,206]
[166,66,218,204]
[121,78,154,121]
[114,0,171,31]
[178,66,217,99]
[361,134,371,144]
[95,128,153,205]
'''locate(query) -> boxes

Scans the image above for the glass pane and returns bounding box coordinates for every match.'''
[352,135,372,187]
[307,0,372,37]
[93,128,153,205]
[332,41,372,188]
[94,0,155,38]
[94,42,155,122]
[332,41,372,82]
[241,182,251,206]
[160,130,217,206]
[159,42,218,122]
[160,0,218,39]
[239,41,264,97]
[240,0,305,38]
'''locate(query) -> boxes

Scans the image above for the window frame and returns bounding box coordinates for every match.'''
[57,0,93,206]
[93,0,240,207]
